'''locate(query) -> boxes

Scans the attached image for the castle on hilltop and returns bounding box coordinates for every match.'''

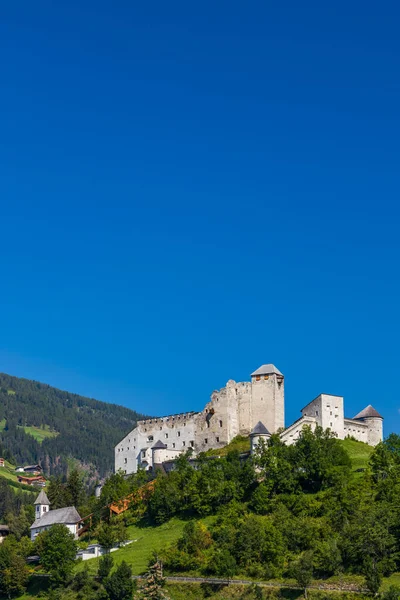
[115,364,383,474]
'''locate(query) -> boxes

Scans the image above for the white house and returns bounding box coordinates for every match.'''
[30,490,82,541]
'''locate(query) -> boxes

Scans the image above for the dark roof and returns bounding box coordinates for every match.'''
[34,490,50,505]
[353,405,383,420]
[250,421,271,436]
[30,506,81,530]
[152,440,167,449]
[24,465,42,471]
[251,364,283,377]
[0,525,9,532]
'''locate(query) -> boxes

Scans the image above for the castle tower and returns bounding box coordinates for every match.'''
[250,421,271,453]
[353,405,383,446]
[250,364,284,433]
[34,489,50,520]
[151,440,168,469]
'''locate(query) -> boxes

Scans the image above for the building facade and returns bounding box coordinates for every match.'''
[115,363,383,475]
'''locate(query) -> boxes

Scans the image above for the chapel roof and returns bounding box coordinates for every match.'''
[353,405,383,420]
[250,421,271,436]
[251,364,283,377]
[34,490,50,505]
[30,506,81,530]
[152,440,167,449]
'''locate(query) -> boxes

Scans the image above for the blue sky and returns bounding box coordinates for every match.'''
[0,1,399,432]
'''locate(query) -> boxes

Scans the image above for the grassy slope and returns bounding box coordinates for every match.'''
[205,435,251,457]
[339,438,374,473]
[0,460,40,494]
[18,424,59,443]
[76,517,197,576]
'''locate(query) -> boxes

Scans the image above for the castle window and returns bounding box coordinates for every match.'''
[172,443,175,448]
[316,411,319,416]
[264,375,269,380]
[256,375,261,381]
[147,436,153,442]
[216,437,220,443]
[330,411,332,415]
[141,451,146,458]
[182,441,186,447]
[219,420,223,428]
[177,431,181,437]
[190,441,194,447]
[204,438,208,444]
[165,433,168,439]
[124,458,127,464]
[127,447,129,451]
[160,427,162,430]
[330,422,333,427]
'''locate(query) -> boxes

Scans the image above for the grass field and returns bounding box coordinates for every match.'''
[76,516,216,576]
[0,460,24,483]
[339,438,373,473]
[18,424,59,443]
[205,435,251,457]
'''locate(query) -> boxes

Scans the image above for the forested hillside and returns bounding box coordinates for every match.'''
[0,373,146,477]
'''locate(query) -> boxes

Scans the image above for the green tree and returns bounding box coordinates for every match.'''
[104,560,134,600]
[292,551,314,598]
[364,557,382,596]
[382,586,400,600]
[47,476,69,509]
[138,560,169,599]
[0,546,29,599]
[98,554,114,582]
[35,524,78,586]
[97,522,116,552]
[209,549,237,582]
[5,506,31,539]
[66,468,85,508]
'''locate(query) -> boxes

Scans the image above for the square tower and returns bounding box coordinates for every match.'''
[250,364,284,433]
[301,394,344,438]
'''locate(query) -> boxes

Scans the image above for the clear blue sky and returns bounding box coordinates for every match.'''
[1,1,399,433]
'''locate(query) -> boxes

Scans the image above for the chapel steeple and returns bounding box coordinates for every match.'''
[34,489,50,520]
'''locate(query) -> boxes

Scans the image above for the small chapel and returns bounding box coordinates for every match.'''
[30,489,82,541]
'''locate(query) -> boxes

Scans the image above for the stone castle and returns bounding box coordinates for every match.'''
[115,364,383,474]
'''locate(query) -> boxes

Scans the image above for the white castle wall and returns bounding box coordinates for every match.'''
[115,364,383,475]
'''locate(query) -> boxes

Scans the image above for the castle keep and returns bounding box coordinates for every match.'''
[115,364,383,474]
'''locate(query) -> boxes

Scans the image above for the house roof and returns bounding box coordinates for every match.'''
[24,464,42,470]
[250,421,271,436]
[34,490,50,505]
[30,506,81,530]
[353,405,383,420]
[251,364,283,377]
[152,440,167,449]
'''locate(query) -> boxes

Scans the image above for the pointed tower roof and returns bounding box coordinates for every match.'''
[250,421,271,436]
[34,489,50,505]
[353,405,383,420]
[152,440,167,450]
[251,364,283,377]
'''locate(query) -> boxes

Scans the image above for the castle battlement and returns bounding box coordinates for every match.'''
[138,411,199,426]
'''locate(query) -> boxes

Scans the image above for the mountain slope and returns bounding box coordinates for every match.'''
[0,373,146,477]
